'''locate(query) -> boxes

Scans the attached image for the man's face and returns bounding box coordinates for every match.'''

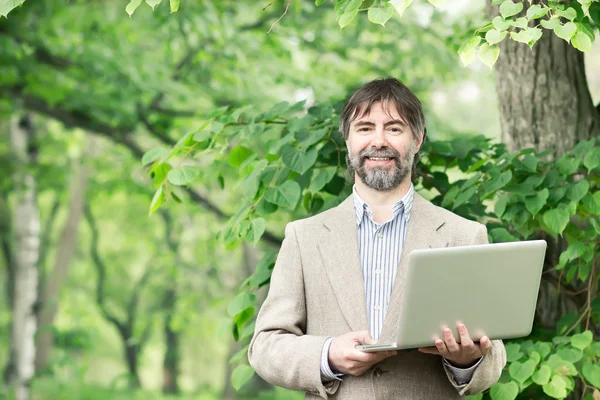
[346,101,422,192]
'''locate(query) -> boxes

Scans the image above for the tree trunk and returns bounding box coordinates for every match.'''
[5,114,40,400]
[162,287,180,395]
[35,153,89,373]
[120,325,142,389]
[491,4,600,155]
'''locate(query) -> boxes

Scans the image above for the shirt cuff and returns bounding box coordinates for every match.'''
[320,337,344,382]
[443,357,483,385]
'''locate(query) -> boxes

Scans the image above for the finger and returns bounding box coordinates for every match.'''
[354,331,375,345]
[418,346,440,355]
[457,324,474,347]
[443,329,459,354]
[479,336,493,355]
[435,339,451,358]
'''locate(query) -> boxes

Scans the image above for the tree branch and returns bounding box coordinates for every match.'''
[84,204,126,332]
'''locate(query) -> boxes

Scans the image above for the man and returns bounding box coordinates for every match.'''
[248,78,506,399]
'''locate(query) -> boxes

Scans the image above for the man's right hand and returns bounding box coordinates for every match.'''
[328,331,397,376]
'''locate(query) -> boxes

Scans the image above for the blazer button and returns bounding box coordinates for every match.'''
[373,367,383,378]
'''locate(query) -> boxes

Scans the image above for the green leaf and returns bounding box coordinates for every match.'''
[541,17,561,29]
[426,0,445,7]
[510,27,542,46]
[495,195,509,218]
[264,181,301,208]
[145,0,162,10]
[228,146,254,168]
[482,170,512,197]
[499,0,523,18]
[543,375,567,398]
[524,188,549,216]
[572,31,592,51]
[492,16,512,31]
[169,0,179,12]
[546,354,578,376]
[512,17,528,29]
[227,293,256,317]
[142,147,167,166]
[567,180,590,202]
[167,166,200,186]
[126,0,143,16]
[389,0,413,17]
[527,4,549,19]
[522,154,538,172]
[229,345,249,365]
[582,192,600,215]
[533,363,551,385]
[245,218,266,244]
[368,3,394,26]
[509,359,536,383]
[583,147,600,171]
[231,365,254,391]
[250,252,277,289]
[458,36,481,67]
[309,167,337,193]
[316,0,326,5]
[490,381,518,400]
[490,228,518,243]
[149,186,165,215]
[339,7,359,28]
[571,330,593,350]
[557,347,583,363]
[506,343,524,362]
[281,145,318,175]
[554,22,577,41]
[556,7,577,21]
[453,186,477,208]
[582,363,600,388]
[479,43,500,68]
[536,342,552,359]
[542,208,570,235]
[556,155,580,175]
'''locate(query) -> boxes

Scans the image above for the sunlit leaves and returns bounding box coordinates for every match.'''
[479,43,500,68]
[368,3,394,26]
[499,0,523,19]
[554,22,577,42]
[0,0,25,17]
[126,0,143,16]
[281,145,318,175]
[389,0,414,17]
[169,0,179,12]
[572,31,593,52]
[458,36,481,67]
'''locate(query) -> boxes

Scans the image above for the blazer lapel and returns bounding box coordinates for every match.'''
[378,193,448,343]
[318,196,369,332]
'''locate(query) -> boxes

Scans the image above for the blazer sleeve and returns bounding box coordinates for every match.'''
[248,223,338,399]
[443,223,507,396]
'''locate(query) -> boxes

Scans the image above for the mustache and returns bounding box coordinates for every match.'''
[359,148,400,159]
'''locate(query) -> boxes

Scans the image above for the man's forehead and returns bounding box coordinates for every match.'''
[350,101,408,124]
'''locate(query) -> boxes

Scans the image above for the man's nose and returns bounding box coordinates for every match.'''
[371,127,386,147]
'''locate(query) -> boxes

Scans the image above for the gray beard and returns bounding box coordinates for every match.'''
[348,144,415,192]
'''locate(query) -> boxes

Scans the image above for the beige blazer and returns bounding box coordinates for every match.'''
[249,192,506,399]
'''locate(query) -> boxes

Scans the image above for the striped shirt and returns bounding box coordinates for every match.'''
[320,184,480,385]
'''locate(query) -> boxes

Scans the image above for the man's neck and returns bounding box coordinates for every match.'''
[354,176,412,213]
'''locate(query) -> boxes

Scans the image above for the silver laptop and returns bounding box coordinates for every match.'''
[357,240,546,352]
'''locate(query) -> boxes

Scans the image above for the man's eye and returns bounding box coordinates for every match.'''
[389,128,402,133]
[358,127,370,132]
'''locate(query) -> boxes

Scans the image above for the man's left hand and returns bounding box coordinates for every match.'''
[417,323,492,368]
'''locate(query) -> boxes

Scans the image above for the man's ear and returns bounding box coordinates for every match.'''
[415,129,426,153]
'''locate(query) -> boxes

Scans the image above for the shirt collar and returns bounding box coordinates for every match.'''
[352,183,414,226]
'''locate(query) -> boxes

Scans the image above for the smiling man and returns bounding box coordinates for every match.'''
[248,78,506,399]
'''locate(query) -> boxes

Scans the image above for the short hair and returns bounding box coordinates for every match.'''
[339,77,427,181]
